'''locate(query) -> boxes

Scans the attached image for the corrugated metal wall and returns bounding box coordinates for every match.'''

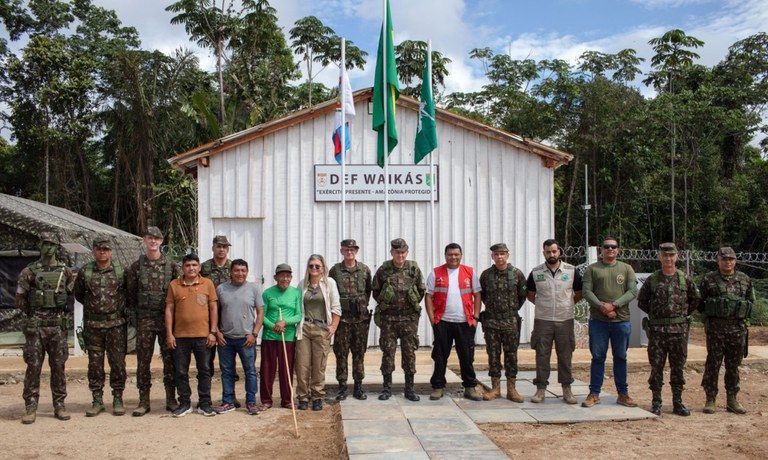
[198,99,555,346]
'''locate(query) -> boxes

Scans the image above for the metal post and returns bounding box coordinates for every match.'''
[341,38,347,242]
[582,165,591,258]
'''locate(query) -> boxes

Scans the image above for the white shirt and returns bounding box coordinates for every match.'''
[427,268,481,323]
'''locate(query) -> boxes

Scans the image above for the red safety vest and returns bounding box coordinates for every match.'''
[432,264,476,326]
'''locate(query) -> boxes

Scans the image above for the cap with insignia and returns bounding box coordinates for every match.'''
[718,247,736,259]
[145,226,163,239]
[340,239,359,249]
[275,263,292,274]
[659,242,678,254]
[39,232,59,244]
[212,235,231,246]
[490,243,509,253]
[92,237,112,249]
[390,238,408,251]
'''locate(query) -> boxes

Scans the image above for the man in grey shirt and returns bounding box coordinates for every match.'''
[213,259,264,415]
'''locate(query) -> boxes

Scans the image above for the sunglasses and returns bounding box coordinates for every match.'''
[308,264,323,269]
[602,244,618,250]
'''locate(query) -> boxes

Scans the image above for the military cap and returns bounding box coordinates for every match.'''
[390,238,409,251]
[718,247,737,259]
[145,226,163,238]
[340,239,359,249]
[274,263,292,274]
[490,243,509,253]
[92,237,112,249]
[659,242,678,254]
[39,232,59,244]
[212,235,231,246]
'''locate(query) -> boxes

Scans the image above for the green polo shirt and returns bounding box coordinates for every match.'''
[261,285,303,342]
[582,260,638,322]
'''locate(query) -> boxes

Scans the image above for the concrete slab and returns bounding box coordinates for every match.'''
[522,407,588,424]
[464,408,538,423]
[344,419,415,437]
[346,435,424,455]
[326,365,460,385]
[452,396,549,410]
[409,416,482,436]
[340,394,400,407]
[428,449,508,460]
[417,433,501,452]
[576,405,656,422]
[350,453,430,460]
[547,384,590,397]
[393,394,458,406]
[342,404,405,421]
[401,404,467,420]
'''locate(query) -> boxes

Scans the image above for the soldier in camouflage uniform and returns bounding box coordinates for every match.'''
[637,243,700,416]
[73,237,128,417]
[479,243,528,402]
[15,232,76,424]
[201,235,232,380]
[329,239,372,401]
[372,238,426,401]
[126,226,181,416]
[699,246,754,415]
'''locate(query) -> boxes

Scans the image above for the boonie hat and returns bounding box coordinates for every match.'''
[275,263,292,274]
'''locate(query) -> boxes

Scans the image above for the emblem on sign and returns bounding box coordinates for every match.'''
[317,173,328,187]
[616,274,625,285]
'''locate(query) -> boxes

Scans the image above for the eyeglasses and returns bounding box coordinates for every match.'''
[602,244,618,250]
[308,264,323,269]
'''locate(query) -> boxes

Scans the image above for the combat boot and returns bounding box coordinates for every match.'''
[464,386,483,401]
[86,392,105,417]
[54,405,71,421]
[703,394,716,414]
[562,385,577,405]
[726,393,747,414]
[21,404,37,424]
[506,378,524,403]
[483,377,501,401]
[379,374,392,400]
[672,388,690,416]
[165,386,179,412]
[113,392,126,416]
[530,388,546,403]
[335,382,348,401]
[650,390,662,416]
[353,380,367,400]
[404,374,420,402]
[132,390,151,417]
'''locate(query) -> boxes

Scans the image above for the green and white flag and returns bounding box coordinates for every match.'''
[372,0,399,168]
[414,51,437,164]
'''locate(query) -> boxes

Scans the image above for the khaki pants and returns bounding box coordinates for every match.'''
[295,323,331,402]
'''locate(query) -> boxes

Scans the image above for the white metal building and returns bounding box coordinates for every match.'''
[170,88,572,346]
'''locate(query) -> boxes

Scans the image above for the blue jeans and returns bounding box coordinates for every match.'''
[588,319,630,395]
[218,337,258,404]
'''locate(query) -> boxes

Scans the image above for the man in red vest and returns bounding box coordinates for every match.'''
[425,243,483,401]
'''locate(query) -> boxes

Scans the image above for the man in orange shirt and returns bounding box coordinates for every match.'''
[165,254,219,417]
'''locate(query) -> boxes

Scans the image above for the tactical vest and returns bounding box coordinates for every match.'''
[82,261,125,322]
[645,269,689,326]
[483,265,521,321]
[332,263,370,317]
[201,259,231,287]
[703,273,752,320]
[378,261,422,316]
[432,264,475,325]
[530,262,576,322]
[27,262,68,310]
[137,255,174,312]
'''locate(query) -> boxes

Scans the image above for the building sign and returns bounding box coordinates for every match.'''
[314,164,439,202]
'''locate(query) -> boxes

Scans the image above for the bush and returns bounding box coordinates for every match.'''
[751,298,768,326]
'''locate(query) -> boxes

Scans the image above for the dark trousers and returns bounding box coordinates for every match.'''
[260,339,295,408]
[173,337,212,406]
[532,318,575,389]
[430,320,478,389]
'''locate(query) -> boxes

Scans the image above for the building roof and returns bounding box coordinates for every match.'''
[168,88,573,172]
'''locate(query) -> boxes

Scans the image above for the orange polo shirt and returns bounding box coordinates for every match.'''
[166,275,218,338]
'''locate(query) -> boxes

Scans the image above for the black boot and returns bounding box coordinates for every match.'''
[379,374,392,400]
[672,387,690,416]
[353,380,367,400]
[404,374,420,402]
[336,382,348,401]
[650,390,662,416]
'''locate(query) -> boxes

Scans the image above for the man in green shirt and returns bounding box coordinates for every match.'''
[259,264,302,409]
[581,237,638,408]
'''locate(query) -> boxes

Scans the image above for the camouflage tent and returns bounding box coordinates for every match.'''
[0,193,143,339]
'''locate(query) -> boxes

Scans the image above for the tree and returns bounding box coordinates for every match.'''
[395,40,451,97]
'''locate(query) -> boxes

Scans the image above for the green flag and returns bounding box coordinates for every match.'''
[414,51,437,164]
[372,0,399,168]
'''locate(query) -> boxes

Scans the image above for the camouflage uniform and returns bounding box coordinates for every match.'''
[329,261,372,385]
[73,260,128,398]
[127,254,180,396]
[200,257,231,374]
[479,263,527,378]
[637,268,699,398]
[699,270,754,399]
[16,257,76,413]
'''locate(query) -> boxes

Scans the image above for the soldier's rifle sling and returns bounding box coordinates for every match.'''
[54,269,64,294]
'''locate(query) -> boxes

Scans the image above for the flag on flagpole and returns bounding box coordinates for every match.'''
[414,50,437,164]
[332,69,355,164]
[332,109,351,164]
[372,0,399,168]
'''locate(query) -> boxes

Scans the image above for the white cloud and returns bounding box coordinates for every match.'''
[630,0,713,8]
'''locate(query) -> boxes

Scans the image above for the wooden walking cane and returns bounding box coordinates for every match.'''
[279,307,300,438]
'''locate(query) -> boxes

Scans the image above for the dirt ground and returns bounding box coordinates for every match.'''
[0,376,346,459]
[689,325,768,347]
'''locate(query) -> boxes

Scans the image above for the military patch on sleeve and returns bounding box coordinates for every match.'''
[616,274,625,285]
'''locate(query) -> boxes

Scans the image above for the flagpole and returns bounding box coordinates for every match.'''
[427,40,436,268]
[341,37,347,243]
[382,0,390,252]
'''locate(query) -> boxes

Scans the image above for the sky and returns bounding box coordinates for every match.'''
[78,0,768,97]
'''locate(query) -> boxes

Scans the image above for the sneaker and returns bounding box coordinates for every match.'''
[312,399,323,411]
[617,393,638,407]
[297,400,309,410]
[214,403,236,414]
[172,403,192,418]
[581,393,600,408]
[247,403,261,415]
[197,404,216,416]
